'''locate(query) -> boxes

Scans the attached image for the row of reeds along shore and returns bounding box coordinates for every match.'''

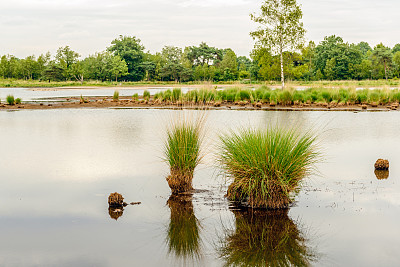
[163,111,320,209]
[151,86,400,108]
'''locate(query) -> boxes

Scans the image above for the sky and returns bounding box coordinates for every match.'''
[0,0,399,58]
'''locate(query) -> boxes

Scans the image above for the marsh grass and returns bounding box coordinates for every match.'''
[113,90,119,101]
[219,126,319,209]
[143,90,150,100]
[15,98,21,104]
[166,195,201,260]
[219,208,316,266]
[164,112,206,194]
[6,95,15,105]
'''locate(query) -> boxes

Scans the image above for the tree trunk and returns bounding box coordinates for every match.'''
[384,62,387,81]
[280,47,285,89]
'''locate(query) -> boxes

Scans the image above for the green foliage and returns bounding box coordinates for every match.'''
[6,95,15,105]
[108,35,145,81]
[15,98,21,104]
[132,93,139,101]
[250,0,306,88]
[219,126,319,209]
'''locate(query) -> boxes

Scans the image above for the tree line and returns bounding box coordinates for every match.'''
[1,35,400,83]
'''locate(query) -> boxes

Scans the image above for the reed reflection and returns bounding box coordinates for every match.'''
[219,208,316,267]
[166,194,202,261]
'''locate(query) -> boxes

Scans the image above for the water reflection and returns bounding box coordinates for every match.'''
[219,208,316,267]
[375,170,389,180]
[108,207,124,220]
[166,194,202,261]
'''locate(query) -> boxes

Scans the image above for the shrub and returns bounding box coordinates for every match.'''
[6,95,15,105]
[219,126,319,209]
[15,98,21,104]
[132,93,139,101]
[164,113,205,194]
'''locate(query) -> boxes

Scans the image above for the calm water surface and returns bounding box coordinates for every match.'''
[0,87,193,102]
[0,109,399,266]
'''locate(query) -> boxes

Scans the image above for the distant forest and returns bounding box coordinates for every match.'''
[1,35,399,83]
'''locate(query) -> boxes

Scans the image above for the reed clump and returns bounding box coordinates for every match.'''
[113,90,119,101]
[6,95,15,105]
[164,113,205,194]
[219,127,319,209]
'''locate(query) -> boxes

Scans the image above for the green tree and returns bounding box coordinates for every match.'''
[372,43,392,80]
[186,42,222,66]
[220,49,238,80]
[108,35,145,81]
[55,46,80,80]
[313,36,362,80]
[392,44,400,54]
[393,52,400,78]
[250,0,306,88]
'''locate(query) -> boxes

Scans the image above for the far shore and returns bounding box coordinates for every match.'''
[0,95,397,112]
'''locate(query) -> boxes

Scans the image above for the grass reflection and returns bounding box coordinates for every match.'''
[219,208,316,267]
[166,194,202,260]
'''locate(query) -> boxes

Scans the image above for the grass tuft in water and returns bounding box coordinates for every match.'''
[113,90,119,101]
[15,98,21,104]
[6,95,15,105]
[164,112,205,194]
[143,90,150,100]
[219,126,319,209]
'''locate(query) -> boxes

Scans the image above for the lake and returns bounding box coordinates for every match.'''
[0,109,399,266]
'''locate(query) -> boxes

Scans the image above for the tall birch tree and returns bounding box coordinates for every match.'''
[250,0,305,89]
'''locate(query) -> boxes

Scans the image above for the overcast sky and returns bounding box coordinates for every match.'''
[0,0,399,58]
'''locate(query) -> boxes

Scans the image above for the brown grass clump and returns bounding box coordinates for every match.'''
[374,159,389,170]
[108,192,124,207]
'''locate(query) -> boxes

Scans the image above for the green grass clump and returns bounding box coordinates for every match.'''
[6,95,15,105]
[132,93,139,101]
[15,98,21,104]
[143,90,150,100]
[219,209,316,266]
[113,90,119,101]
[219,126,319,209]
[164,113,205,194]
[172,88,182,102]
